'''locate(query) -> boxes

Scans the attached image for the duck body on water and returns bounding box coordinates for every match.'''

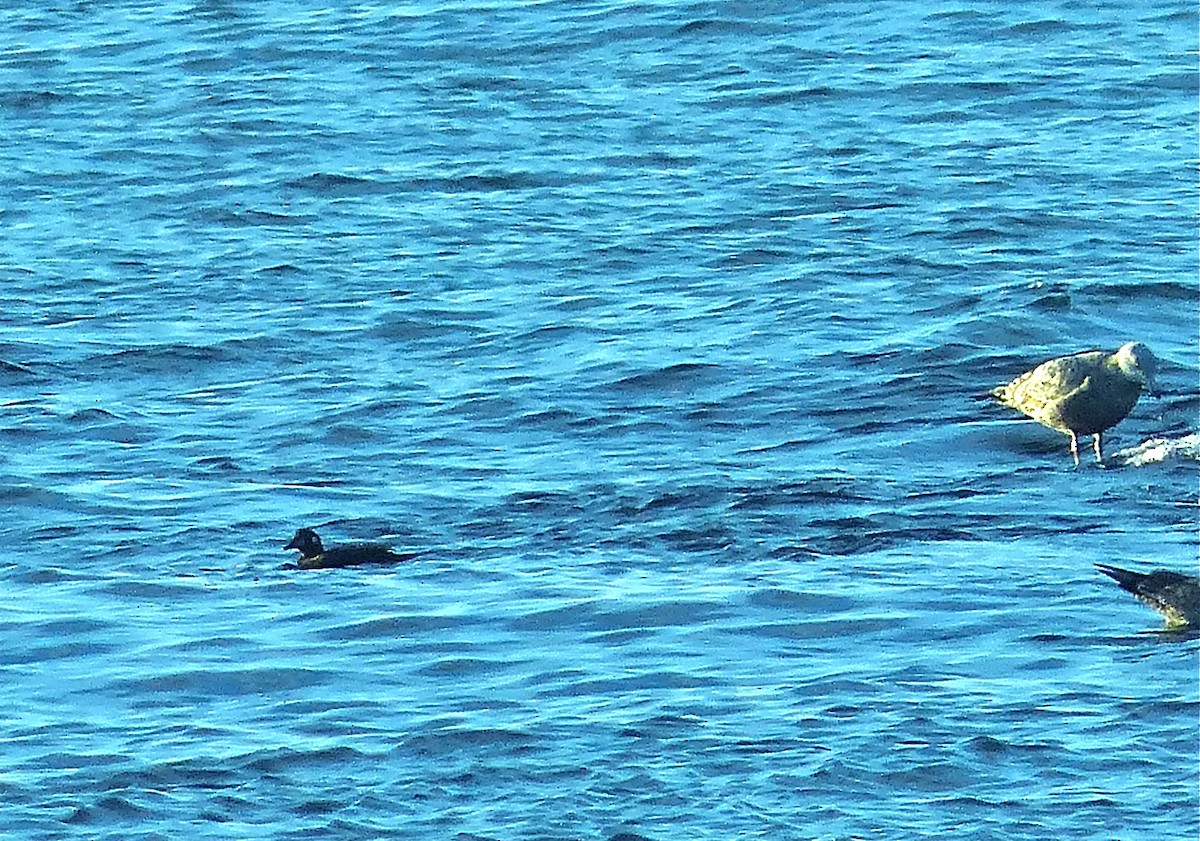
[284,527,416,570]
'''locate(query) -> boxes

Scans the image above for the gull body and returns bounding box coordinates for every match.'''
[1095,563,1200,630]
[992,342,1157,465]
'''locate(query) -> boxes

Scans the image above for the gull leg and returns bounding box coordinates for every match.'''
[1069,432,1080,467]
[1093,433,1103,464]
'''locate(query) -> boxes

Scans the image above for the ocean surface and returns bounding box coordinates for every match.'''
[1,2,1197,839]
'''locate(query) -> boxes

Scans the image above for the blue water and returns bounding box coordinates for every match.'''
[2,2,1197,838]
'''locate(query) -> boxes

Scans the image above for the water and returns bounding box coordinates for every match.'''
[1,2,1197,839]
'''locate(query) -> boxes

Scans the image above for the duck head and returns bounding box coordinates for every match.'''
[284,527,324,559]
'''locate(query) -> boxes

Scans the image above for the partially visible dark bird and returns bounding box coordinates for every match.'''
[1095,563,1200,630]
[992,342,1157,466]
[284,527,416,570]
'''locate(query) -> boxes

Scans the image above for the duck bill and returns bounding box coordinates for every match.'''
[284,538,300,551]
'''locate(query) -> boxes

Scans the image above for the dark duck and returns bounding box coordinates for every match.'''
[284,527,415,570]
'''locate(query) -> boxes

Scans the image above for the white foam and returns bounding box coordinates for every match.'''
[1111,433,1200,467]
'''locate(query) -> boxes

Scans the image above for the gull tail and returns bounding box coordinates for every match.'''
[1095,563,1200,629]
[1095,563,1144,593]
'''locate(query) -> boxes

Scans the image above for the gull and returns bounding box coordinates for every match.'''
[992,342,1157,465]
[1095,563,1200,630]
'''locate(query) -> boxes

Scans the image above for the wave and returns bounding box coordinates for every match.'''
[1112,433,1200,467]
